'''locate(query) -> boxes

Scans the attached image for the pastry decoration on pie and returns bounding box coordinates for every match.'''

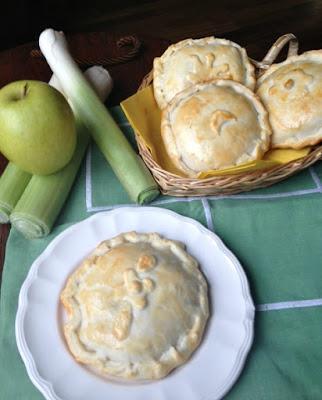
[153,37,255,109]
[161,80,271,177]
[61,231,209,381]
[257,51,322,148]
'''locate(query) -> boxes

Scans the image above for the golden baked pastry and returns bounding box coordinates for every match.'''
[257,50,322,148]
[153,37,255,109]
[161,80,271,177]
[61,231,209,381]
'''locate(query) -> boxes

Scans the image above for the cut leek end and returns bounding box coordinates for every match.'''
[10,214,49,239]
[138,187,160,205]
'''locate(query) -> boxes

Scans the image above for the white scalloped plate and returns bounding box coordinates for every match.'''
[16,207,254,400]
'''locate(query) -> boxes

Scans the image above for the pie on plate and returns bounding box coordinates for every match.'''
[153,37,256,109]
[16,207,255,400]
[257,50,322,148]
[161,79,271,177]
[61,231,209,381]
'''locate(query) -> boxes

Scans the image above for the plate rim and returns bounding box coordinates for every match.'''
[15,206,255,400]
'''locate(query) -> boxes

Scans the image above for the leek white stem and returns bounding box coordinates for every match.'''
[39,29,159,204]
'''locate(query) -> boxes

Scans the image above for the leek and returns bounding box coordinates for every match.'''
[0,163,31,223]
[10,67,112,239]
[39,29,159,204]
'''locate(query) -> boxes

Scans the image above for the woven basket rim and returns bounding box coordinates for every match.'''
[136,132,322,182]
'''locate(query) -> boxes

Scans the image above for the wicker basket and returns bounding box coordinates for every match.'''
[137,34,322,196]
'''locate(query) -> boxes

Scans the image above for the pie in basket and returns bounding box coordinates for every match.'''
[61,231,209,381]
[257,50,322,148]
[161,80,271,177]
[153,37,256,109]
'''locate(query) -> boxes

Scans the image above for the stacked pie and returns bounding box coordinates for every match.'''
[153,37,322,177]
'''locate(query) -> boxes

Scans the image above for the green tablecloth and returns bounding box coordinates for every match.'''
[1,107,322,399]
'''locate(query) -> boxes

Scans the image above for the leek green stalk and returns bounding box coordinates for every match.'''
[39,29,159,204]
[10,67,112,239]
[0,163,31,223]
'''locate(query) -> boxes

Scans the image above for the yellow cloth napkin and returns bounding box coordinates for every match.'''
[121,85,311,178]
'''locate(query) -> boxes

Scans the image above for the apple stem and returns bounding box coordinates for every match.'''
[21,83,28,99]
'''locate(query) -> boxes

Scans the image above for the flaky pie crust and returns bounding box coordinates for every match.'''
[61,232,209,381]
[161,79,271,177]
[153,37,256,109]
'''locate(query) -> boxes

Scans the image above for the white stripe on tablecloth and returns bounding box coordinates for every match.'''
[256,298,322,311]
[309,167,322,191]
[201,198,214,231]
[207,188,320,201]
[88,204,140,212]
[86,188,322,212]
[153,188,321,204]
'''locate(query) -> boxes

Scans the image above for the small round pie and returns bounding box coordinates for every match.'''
[257,50,322,148]
[161,80,271,177]
[153,37,255,109]
[61,231,209,381]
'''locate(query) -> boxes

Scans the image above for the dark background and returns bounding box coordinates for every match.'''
[2,0,322,59]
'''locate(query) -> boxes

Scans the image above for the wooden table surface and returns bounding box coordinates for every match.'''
[1,1,322,280]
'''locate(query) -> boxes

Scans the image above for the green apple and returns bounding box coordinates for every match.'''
[0,80,76,175]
